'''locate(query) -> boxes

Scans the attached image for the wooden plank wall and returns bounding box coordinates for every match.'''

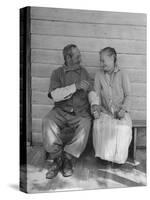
[30,7,146,144]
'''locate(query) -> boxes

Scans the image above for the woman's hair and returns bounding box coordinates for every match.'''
[63,44,77,63]
[99,47,117,63]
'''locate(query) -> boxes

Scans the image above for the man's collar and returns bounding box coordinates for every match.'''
[63,64,81,72]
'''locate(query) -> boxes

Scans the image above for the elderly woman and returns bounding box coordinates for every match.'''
[91,47,132,164]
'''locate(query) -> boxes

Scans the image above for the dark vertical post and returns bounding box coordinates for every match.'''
[25,7,32,145]
[20,6,31,193]
[133,127,137,162]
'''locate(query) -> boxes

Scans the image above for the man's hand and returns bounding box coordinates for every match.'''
[91,104,101,119]
[75,80,90,92]
[116,109,126,119]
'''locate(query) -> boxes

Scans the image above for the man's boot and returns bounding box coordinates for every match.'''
[46,156,62,179]
[61,152,76,177]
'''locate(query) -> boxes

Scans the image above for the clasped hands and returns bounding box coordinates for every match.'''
[75,80,90,92]
[91,104,126,119]
[75,81,126,119]
[115,108,126,119]
[91,105,101,119]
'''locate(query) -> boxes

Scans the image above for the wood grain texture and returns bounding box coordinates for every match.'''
[32,131,43,145]
[32,104,54,119]
[31,7,146,26]
[32,118,42,133]
[31,20,146,40]
[32,91,54,105]
[31,63,146,83]
[131,83,146,97]
[31,35,146,54]
[31,49,146,68]
[137,128,146,147]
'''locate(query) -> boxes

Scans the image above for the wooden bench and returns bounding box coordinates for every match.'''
[129,120,146,166]
[45,119,146,165]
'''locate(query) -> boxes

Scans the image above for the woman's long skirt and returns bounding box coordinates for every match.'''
[93,112,132,164]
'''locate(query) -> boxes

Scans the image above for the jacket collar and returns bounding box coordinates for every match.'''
[63,64,81,72]
[114,64,120,73]
[103,64,120,74]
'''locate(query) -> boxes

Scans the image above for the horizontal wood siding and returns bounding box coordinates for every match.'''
[30,7,146,144]
[31,35,146,54]
[31,7,146,26]
[31,50,146,68]
[31,20,146,40]
[31,64,146,83]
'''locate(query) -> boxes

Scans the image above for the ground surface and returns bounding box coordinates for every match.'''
[21,146,146,193]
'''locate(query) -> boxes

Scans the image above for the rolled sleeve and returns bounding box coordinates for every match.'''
[48,70,61,99]
[94,72,101,105]
[88,91,99,105]
[48,69,77,102]
[51,84,76,102]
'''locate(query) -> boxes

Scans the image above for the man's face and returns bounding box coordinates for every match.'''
[70,47,81,66]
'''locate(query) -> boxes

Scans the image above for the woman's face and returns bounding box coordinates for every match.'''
[100,51,115,73]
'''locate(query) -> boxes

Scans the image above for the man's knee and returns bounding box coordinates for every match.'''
[75,117,92,143]
[42,109,60,133]
[42,116,60,147]
[42,116,59,134]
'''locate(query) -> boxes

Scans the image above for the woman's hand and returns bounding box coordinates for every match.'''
[91,104,101,119]
[117,109,126,119]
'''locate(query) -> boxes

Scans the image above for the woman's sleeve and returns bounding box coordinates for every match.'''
[94,72,101,105]
[121,70,131,112]
[83,68,99,105]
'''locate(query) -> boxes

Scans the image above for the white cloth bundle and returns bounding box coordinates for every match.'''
[93,112,132,164]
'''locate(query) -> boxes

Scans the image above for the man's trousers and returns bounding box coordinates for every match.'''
[42,107,91,159]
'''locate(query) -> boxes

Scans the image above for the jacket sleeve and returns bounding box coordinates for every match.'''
[93,72,101,105]
[51,84,76,102]
[121,70,131,112]
[48,70,76,102]
[88,91,99,105]
[83,68,99,105]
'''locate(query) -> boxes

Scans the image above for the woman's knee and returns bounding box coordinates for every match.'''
[93,118,101,126]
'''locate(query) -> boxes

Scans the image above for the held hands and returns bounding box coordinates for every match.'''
[75,80,90,92]
[91,104,101,119]
[116,108,126,119]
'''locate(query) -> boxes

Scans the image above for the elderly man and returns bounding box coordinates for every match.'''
[42,44,98,179]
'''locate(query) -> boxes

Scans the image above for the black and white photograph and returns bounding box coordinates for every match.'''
[20,6,147,193]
